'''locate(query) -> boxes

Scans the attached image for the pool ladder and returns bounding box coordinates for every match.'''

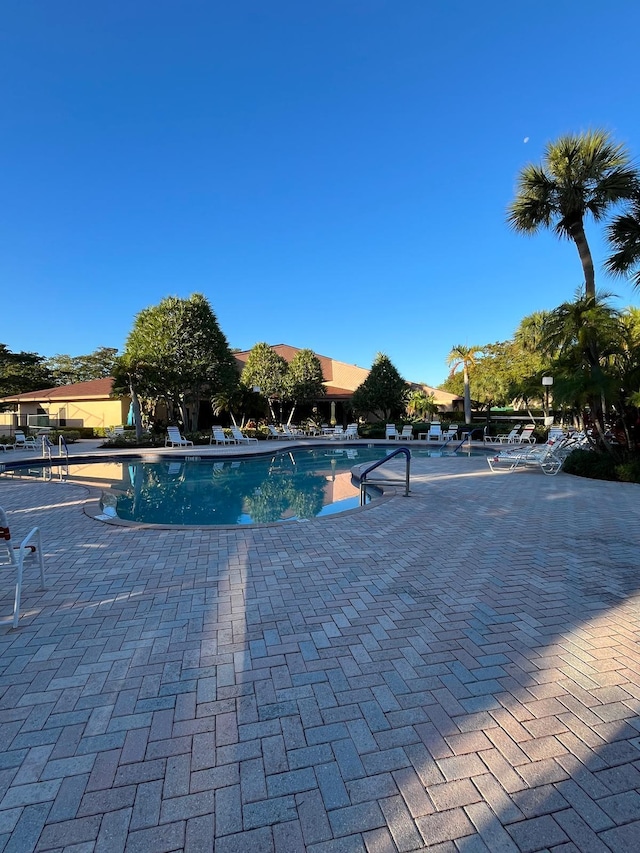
[41,434,69,480]
[358,446,411,506]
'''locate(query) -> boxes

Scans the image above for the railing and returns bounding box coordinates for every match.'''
[41,434,69,480]
[358,447,411,505]
[449,426,485,452]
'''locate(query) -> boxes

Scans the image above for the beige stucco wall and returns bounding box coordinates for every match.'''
[0,397,129,430]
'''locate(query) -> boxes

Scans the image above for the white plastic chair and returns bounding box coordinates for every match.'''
[210,427,236,445]
[399,425,414,441]
[165,426,194,447]
[0,506,46,628]
[230,426,258,445]
[385,425,399,440]
[427,423,442,442]
[14,431,38,451]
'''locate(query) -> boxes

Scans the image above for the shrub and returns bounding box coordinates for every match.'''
[48,430,81,443]
[563,448,640,483]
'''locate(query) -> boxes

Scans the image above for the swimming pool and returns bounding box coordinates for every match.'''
[4,445,483,527]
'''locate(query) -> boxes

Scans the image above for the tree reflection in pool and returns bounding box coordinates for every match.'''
[111,447,388,526]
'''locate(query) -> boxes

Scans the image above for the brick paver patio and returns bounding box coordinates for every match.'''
[1,444,639,851]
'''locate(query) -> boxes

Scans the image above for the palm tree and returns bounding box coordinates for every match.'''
[446,345,482,424]
[605,195,640,291]
[508,130,638,299]
[406,390,439,422]
[541,290,624,446]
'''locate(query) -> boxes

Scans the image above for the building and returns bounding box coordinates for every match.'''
[0,378,129,433]
[0,347,461,434]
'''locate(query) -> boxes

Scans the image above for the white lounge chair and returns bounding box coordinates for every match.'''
[0,436,16,452]
[210,426,236,445]
[267,425,291,440]
[514,425,536,444]
[427,423,442,442]
[0,505,46,628]
[399,425,414,440]
[282,425,303,439]
[487,435,581,475]
[344,424,359,440]
[165,426,194,447]
[230,426,258,445]
[485,424,521,444]
[385,424,399,440]
[442,424,458,441]
[14,431,38,451]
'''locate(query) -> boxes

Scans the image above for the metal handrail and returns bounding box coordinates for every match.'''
[358,447,411,504]
[450,426,484,452]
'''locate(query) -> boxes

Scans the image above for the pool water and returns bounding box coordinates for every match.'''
[3,445,481,526]
[92,445,477,526]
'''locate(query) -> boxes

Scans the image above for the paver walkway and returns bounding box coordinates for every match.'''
[1,447,639,852]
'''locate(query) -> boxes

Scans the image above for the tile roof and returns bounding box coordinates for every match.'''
[0,377,116,403]
[234,344,369,396]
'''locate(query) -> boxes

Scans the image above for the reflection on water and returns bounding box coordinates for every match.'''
[110,447,381,526]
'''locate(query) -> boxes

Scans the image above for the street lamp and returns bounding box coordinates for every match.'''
[542,375,553,418]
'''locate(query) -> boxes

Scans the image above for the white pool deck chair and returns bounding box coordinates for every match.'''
[230,426,258,445]
[211,427,236,445]
[399,425,414,440]
[385,425,399,440]
[427,423,442,442]
[266,425,292,440]
[0,506,46,629]
[487,435,581,476]
[14,431,38,451]
[165,426,194,447]
[485,424,521,444]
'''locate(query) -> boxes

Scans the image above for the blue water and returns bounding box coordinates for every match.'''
[93,445,478,526]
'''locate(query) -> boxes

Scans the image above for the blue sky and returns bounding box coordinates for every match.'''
[2,1,639,386]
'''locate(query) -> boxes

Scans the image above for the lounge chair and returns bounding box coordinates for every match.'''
[0,505,47,628]
[210,426,236,445]
[427,423,442,442]
[282,425,303,439]
[442,424,458,441]
[230,426,258,445]
[385,425,399,440]
[514,425,536,444]
[14,431,38,451]
[0,436,16,452]
[485,424,521,444]
[344,424,359,440]
[165,426,194,447]
[399,425,414,440]
[266,425,291,440]
[487,435,581,475]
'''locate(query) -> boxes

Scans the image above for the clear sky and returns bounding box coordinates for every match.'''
[2,1,639,386]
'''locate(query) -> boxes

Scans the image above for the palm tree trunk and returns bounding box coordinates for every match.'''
[463,365,471,424]
[568,220,596,299]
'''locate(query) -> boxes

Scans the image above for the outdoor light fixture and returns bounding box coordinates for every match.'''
[542,375,553,414]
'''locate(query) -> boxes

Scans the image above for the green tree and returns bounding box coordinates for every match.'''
[508,130,638,299]
[46,347,119,386]
[351,353,407,422]
[446,345,483,424]
[0,344,53,398]
[240,343,289,422]
[406,390,439,421]
[212,384,265,427]
[606,195,640,291]
[123,294,238,431]
[541,290,625,447]
[283,349,325,424]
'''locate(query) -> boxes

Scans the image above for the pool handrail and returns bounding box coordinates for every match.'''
[358,446,411,503]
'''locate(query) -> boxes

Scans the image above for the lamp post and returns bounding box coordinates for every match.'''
[542,375,553,419]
